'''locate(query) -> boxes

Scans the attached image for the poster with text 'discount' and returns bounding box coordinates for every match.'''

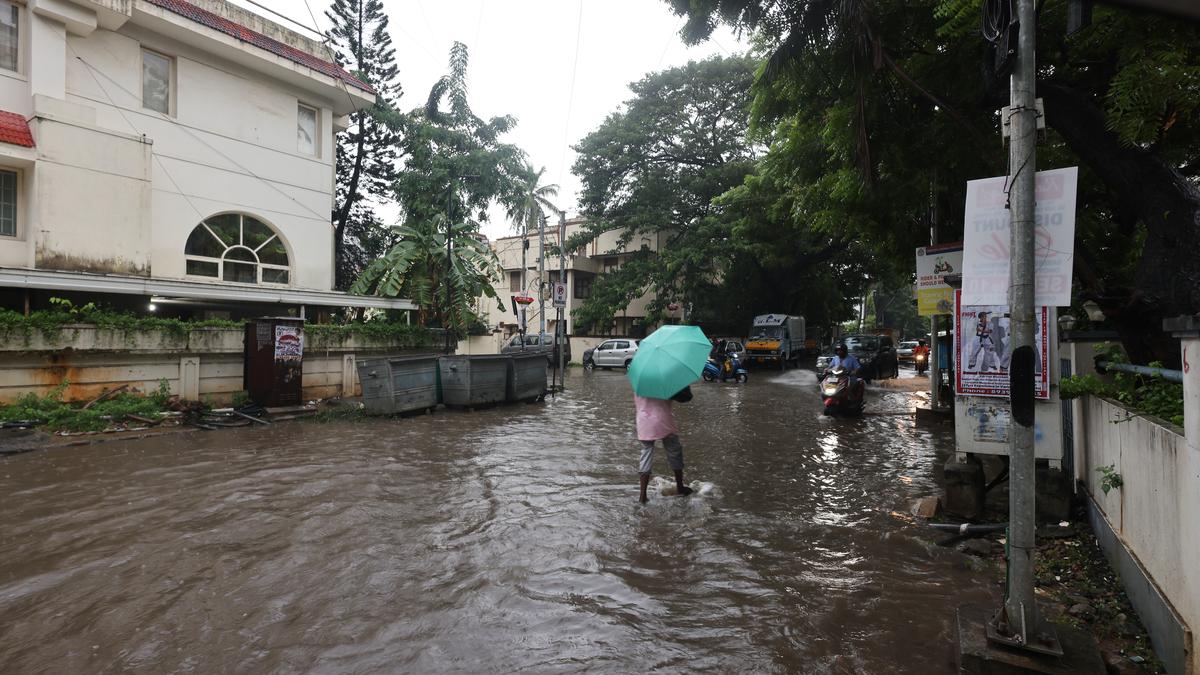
[961,166,1078,307]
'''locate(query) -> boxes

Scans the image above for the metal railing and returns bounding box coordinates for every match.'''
[1096,361,1184,383]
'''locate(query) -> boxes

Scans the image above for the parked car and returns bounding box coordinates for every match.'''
[815,334,899,382]
[897,340,919,365]
[583,338,639,370]
[501,332,571,367]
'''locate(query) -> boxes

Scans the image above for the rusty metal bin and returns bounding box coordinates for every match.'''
[356,355,439,415]
[438,355,508,407]
[507,353,548,403]
[244,318,304,407]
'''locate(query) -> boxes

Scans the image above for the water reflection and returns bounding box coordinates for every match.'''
[0,367,995,673]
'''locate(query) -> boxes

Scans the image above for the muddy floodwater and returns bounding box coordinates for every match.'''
[1,368,997,673]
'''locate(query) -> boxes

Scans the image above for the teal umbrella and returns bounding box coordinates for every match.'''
[627,324,711,399]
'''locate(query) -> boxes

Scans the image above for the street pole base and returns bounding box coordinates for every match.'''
[987,608,1064,657]
[956,605,1106,675]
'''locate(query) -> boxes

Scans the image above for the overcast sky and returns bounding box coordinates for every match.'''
[227,0,743,240]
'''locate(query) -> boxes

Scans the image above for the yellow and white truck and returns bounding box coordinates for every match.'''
[745,314,805,370]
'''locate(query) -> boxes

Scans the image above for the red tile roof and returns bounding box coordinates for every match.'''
[145,0,376,95]
[0,110,34,148]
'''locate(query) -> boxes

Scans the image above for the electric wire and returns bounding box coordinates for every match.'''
[556,0,585,200]
[71,50,330,222]
[981,0,1014,42]
[66,42,206,223]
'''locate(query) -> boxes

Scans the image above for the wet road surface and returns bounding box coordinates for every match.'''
[0,367,997,673]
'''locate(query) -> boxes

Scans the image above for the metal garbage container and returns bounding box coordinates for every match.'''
[357,355,439,415]
[438,355,508,407]
[244,317,304,407]
[507,352,548,403]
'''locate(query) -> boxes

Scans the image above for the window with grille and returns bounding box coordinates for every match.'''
[184,214,290,285]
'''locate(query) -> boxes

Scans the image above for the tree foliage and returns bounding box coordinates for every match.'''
[351,42,524,331]
[665,0,1200,364]
[326,0,403,290]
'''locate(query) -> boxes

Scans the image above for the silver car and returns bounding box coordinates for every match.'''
[587,338,639,369]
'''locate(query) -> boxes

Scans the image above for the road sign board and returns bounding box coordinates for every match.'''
[552,281,567,308]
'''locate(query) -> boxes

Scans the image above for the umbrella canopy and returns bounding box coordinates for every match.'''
[627,324,711,399]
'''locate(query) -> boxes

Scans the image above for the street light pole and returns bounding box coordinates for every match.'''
[994,0,1051,652]
[538,213,547,336]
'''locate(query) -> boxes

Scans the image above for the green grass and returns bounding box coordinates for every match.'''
[0,381,171,433]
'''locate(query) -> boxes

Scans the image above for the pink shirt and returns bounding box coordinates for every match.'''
[634,395,678,441]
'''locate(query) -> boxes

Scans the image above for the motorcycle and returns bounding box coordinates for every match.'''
[703,354,748,383]
[820,367,865,416]
[915,351,928,375]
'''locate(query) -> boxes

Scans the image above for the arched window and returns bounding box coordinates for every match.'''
[184,214,290,284]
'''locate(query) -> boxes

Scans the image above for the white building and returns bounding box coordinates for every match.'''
[481,218,681,339]
[0,0,413,316]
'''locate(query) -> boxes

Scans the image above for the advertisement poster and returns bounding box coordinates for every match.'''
[954,291,1049,399]
[961,166,1078,307]
[915,243,963,316]
[274,325,303,362]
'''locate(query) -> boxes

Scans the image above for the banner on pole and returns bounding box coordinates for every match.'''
[915,243,963,316]
[961,166,1078,306]
[954,291,1049,400]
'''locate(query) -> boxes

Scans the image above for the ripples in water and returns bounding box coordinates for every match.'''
[0,367,995,673]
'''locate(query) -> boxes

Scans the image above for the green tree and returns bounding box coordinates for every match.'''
[349,220,503,329]
[507,164,561,236]
[325,0,403,290]
[392,42,527,228]
[569,56,759,331]
[351,42,523,330]
[665,0,1200,364]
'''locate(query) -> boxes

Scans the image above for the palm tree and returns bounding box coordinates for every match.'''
[349,217,504,330]
[506,164,561,238]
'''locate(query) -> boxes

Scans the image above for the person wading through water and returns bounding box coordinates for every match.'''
[633,385,694,503]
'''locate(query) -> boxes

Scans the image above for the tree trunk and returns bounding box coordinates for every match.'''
[333,125,367,290]
[1041,81,1200,366]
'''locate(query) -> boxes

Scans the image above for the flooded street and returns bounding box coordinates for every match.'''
[1,367,997,673]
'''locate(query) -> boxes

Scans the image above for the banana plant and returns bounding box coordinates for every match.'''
[350,216,504,331]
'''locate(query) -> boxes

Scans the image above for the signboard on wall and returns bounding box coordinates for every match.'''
[915,243,963,316]
[961,166,1078,307]
[954,290,1049,400]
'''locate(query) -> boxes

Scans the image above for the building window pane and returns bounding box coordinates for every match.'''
[262,268,288,284]
[574,272,592,299]
[510,271,521,293]
[0,169,15,237]
[184,225,224,258]
[142,50,171,114]
[223,261,257,284]
[297,104,317,155]
[0,2,17,73]
[186,259,218,277]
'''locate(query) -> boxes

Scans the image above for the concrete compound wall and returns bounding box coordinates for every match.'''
[0,326,428,405]
[1076,394,1198,674]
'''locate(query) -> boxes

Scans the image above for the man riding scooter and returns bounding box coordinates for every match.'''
[820,343,866,415]
[913,340,930,375]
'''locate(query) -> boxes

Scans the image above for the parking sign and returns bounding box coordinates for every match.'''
[552,281,567,308]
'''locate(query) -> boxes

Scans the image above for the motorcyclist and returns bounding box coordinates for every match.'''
[913,340,930,373]
[825,344,862,380]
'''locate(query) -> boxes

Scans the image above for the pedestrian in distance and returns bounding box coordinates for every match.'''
[634,385,694,504]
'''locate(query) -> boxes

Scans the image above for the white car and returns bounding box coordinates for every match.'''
[585,339,639,370]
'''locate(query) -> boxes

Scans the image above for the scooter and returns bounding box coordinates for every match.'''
[820,367,865,416]
[703,354,748,383]
[915,351,928,375]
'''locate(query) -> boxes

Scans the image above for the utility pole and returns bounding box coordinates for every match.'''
[930,174,942,410]
[557,213,567,389]
[538,213,547,335]
[520,216,528,343]
[992,0,1055,653]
